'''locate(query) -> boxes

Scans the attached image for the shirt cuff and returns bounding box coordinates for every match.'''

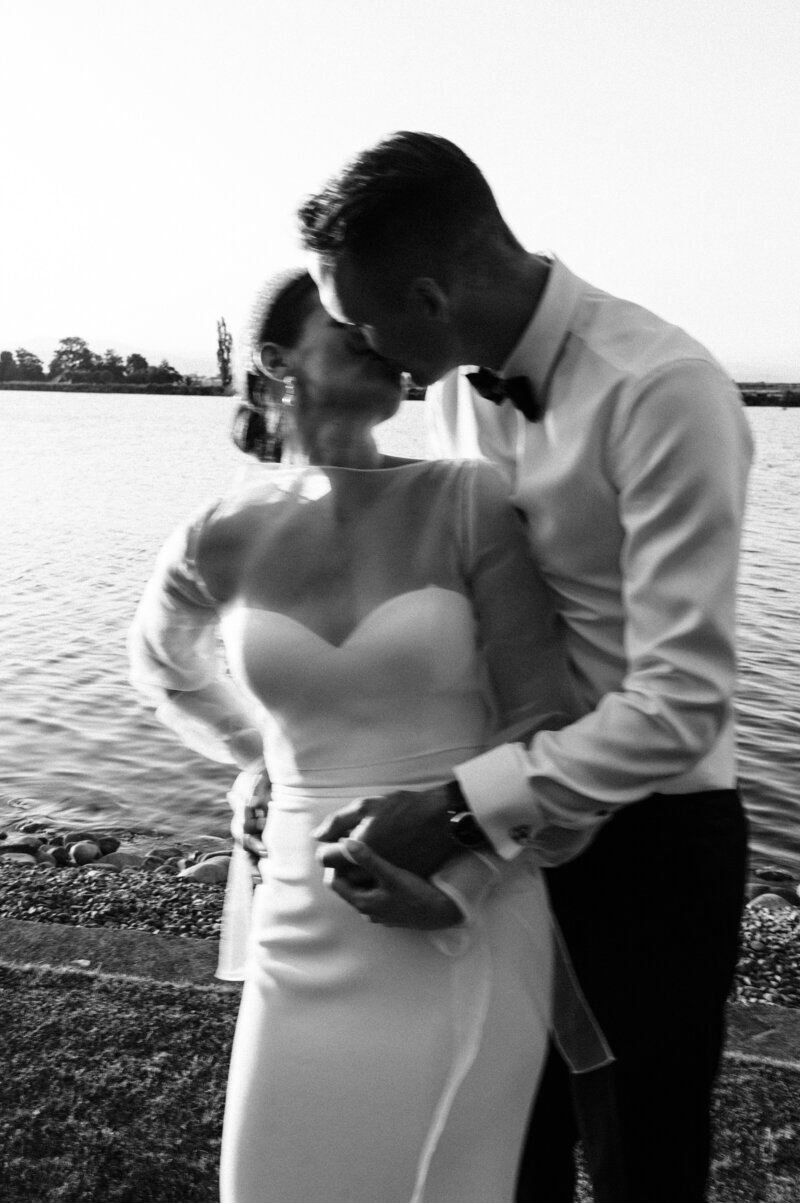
[454,743,542,860]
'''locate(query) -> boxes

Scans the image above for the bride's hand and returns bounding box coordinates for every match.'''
[228,768,271,863]
[317,839,464,930]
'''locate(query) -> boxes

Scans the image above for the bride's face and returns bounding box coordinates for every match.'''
[290,299,404,420]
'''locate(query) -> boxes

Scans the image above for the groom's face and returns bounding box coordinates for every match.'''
[309,251,458,388]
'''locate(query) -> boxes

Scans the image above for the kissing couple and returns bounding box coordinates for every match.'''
[131,132,753,1203]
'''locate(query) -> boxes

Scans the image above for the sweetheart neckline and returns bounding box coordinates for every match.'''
[228,586,469,650]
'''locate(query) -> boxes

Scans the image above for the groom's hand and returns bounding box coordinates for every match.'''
[318,839,463,930]
[312,783,460,879]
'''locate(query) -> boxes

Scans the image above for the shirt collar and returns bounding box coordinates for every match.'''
[501,255,584,400]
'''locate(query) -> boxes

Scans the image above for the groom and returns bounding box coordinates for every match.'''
[301,132,753,1203]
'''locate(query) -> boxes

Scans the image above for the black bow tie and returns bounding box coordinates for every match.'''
[465,368,543,422]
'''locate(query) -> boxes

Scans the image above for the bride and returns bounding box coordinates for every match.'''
[129,269,605,1203]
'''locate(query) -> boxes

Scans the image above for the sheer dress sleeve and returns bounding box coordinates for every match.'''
[128,503,266,772]
[432,461,585,930]
[460,459,579,741]
[429,466,616,1070]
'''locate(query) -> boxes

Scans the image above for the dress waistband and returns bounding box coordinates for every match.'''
[270,747,485,802]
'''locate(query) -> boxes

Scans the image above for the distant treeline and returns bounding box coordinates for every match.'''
[0,337,215,391]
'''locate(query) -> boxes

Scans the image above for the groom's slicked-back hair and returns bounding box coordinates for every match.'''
[298,132,507,268]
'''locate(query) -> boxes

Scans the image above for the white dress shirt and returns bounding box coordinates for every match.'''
[428,256,754,860]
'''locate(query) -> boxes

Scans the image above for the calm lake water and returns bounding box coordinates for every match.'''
[1,392,798,879]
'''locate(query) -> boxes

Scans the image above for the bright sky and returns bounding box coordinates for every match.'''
[2,0,798,379]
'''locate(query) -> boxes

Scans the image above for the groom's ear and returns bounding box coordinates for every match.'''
[409,277,450,324]
[254,342,290,381]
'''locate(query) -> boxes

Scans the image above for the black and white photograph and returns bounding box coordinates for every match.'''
[1,2,798,1200]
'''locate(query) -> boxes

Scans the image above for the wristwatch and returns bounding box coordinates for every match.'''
[443,782,491,851]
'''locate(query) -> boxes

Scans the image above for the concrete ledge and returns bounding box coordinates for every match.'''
[0,917,239,991]
[725,1000,800,1067]
[1,917,798,1066]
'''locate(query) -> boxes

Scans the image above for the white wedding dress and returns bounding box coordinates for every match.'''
[129,459,585,1203]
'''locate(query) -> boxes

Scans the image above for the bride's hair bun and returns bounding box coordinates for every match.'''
[248,269,318,355]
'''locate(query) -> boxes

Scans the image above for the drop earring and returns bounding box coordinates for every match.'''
[237,372,294,464]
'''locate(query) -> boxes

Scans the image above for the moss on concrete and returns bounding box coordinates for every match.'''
[0,963,236,1202]
[2,958,799,1202]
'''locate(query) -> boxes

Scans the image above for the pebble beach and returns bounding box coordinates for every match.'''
[1,820,799,1010]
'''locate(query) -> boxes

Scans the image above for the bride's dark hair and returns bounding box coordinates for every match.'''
[233,270,318,462]
[248,268,318,354]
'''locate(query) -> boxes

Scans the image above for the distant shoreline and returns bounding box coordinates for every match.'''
[739,385,800,408]
[0,381,227,396]
[1,381,798,406]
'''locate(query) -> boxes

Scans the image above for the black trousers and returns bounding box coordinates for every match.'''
[515,789,748,1203]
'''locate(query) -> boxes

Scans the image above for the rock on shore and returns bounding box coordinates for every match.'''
[0,822,238,940]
